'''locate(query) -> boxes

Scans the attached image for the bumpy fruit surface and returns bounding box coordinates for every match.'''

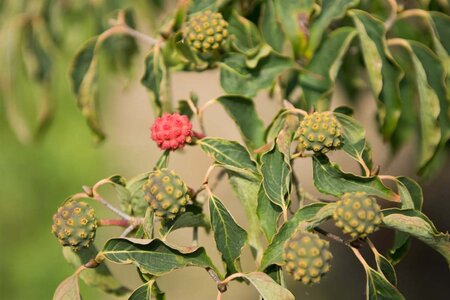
[143,169,190,219]
[333,192,382,239]
[297,112,344,153]
[151,113,193,150]
[51,201,97,251]
[184,10,229,53]
[283,230,333,285]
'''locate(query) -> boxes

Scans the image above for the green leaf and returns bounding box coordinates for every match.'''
[260,144,291,210]
[365,267,404,300]
[334,112,368,164]
[101,238,218,276]
[259,1,285,52]
[274,0,314,58]
[53,274,80,300]
[141,46,168,116]
[257,184,282,242]
[129,280,154,300]
[259,203,332,270]
[350,9,403,138]
[300,27,357,110]
[219,52,293,97]
[119,172,152,217]
[62,245,128,295]
[382,209,450,266]
[228,11,262,56]
[227,272,294,300]
[69,37,105,141]
[370,245,397,286]
[197,137,258,178]
[187,0,218,14]
[312,155,399,201]
[216,95,265,151]
[159,205,209,238]
[209,194,247,274]
[307,0,359,56]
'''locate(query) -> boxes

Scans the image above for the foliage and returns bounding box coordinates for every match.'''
[1,0,449,299]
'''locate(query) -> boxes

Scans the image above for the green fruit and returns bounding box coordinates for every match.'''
[143,169,190,220]
[333,192,382,239]
[297,111,344,153]
[283,230,333,285]
[51,201,97,251]
[184,10,229,53]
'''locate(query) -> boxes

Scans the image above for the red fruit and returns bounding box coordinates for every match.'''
[151,113,193,150]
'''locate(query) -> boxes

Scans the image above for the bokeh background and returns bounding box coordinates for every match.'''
[0,1,449,299]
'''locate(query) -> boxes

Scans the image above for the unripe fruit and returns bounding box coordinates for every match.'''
[143,169,190,219]
[297,112,344,153]
[51,201,97,251]
[283,230,333,285]
[151,113,193,150]
[184,10,229,53]
[333,192,382,239]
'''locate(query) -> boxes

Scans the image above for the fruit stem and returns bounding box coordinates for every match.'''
[98,219,130,227]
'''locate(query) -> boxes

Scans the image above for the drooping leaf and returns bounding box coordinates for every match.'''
[228,11,262,56]
[274,0,314,58]
[365,267,404,300]
[257,184,282,242]
[312,155,399,201]
[101,238,218,276]
[260,144,291,210]
[53,274,81,300]
[159,205,209,238]
[307,0,359,56]
[198,137,258,179]
[62,245,129,295]
[382,209,450,266]
[334,112,368,166]
[227,171,264,260]
[209,194,247,274]
[300,27,357,110]
[370,244,397,286]
[259,203,332,270]
[225,272,294,300]
[219,52,293,97]
[350,9,403,139]
[259,0,284,52]
[216,95,265,151]
[141,46,168,116]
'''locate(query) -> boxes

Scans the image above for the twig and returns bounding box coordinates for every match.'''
[98,219,130,227]
[94,195,133,221]
[385,0,397,30]
[192,227,199,247]
[121,225,136,237]
[357,155,371,177]
[288,108,309,117]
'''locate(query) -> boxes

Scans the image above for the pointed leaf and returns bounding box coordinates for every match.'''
[228,272,294,300]
[365,267,404,300]
[228,11,262,56]
[101,238,218,276]
[159,205,209,238]
[257,184,282,242]
[129,280,154,300]
[209,194,247,274]
[53,274,80,300]
[334,112,368,164]
[259,1,284,52]
[312,155,399,201]
[216,95,265,151]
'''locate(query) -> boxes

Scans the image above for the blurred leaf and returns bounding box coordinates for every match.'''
[227,272,294,300]
[350,10,402,139]
[129,280,154,300]
[259,0,284,52]
[312,155,398,201]
[307,0,359,56]
[198,137,258,178]
[216,95,265,151]
[209,194,247,274]
[101,238,218,276]
[141,46,168,116]
[228,11,262,56]
[53,274,80,300]
[259,203,330,270]
[119,172,151,217]
[187,0,218,14]
[62,245,128,295]
[219,52,293,97]
[382,209,450,266]
[257,184,282,242]
[260,144,291,210]
[274,0,314,58]
[300,27,357,110]
[160,205,209,238]
[365,267,404,300]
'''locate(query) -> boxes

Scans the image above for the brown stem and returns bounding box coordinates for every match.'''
[98,219,130,227]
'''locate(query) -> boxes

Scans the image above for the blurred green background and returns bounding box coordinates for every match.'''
[1,1,449,299]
